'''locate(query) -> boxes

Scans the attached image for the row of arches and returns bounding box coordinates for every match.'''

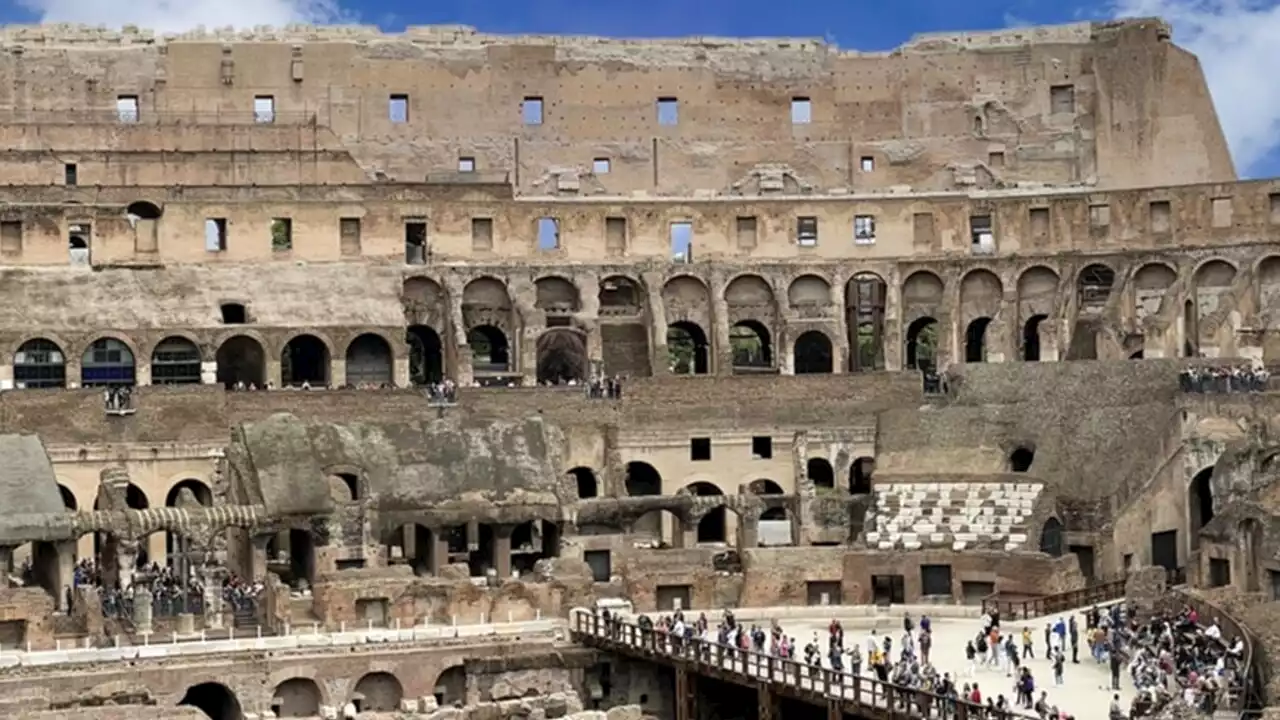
[668,322,837,375]
[180,667,440,719]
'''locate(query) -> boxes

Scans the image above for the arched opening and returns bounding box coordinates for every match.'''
[354,672,404,713]
[282,334,330,387]
[468,325,510,375]
[406,325,445,385]
[729,320,772,372]
[126,201,162,219]
[850,457,875,494]
[807,458,834,490]
[345,334,393,387]
[685,482,727,544]
[329,473,359,504]
[1009,447,1035,473]
[179,682,244,720]
[745,479,787,521]
[1189,467,1214,551]
[215,336,266,388]
[13,338,66,389]
[793,331,833,374]
[625,461,663,537]
[964,318,991,363]
[905,317,939,372]
[667,321,709,375]
[272,678,322,718]
[1077,264,1116,307]
[151,336,202,385]
[570,467,598,499]
[166,479,213,560]
[81,338,135,387]
[599,276,643,312]
[536,329,588,385]
[432,666,467,708]
[1130,350,1145,360]
[1039,518,1065,557]
[58,485,76,510]
[534,276,582,316]
[846,273,887,372]
[1022,315,1046,362]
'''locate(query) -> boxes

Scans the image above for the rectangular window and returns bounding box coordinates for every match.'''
[64,163,77,186]
[1150,200,1172,233]
[860,156,874,172]
[736,216,758,249]
[116,95,139,123]
[670,221,692,263]
[1089,204,1111,228]
[657,97,679,126]
[522,96,543,125]
[0,220,22,256]
[797,216,818,246]
[458,157,476,173]
[912,212,935,248]
[988,151,1005,168]
[270,217,292,251]
[1270,193,1280,224]
[970,214,995,254]
[389,94,409,123]
[854,215,876,244]
[605,217,627,253]
[404,219,427,264]
[537,217,560,251]
[254,95,275,124]
[690,437,711,461]
[791,97,812,124]
[1050,84,1075,114]
[340,217,361,257]
[1029,207,1050,238]
[471,217,493,251]
[752,436,773,459]
[1211,197,1233,228]
[204,218,227,252]
[592,157,611,174]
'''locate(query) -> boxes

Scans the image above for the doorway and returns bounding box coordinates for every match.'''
[1150,530,1178,572]
[871,574,905,606]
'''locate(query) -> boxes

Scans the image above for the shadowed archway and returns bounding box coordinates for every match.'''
[180,682,244,720]
[536,329,588,385]
[793,331,833,374]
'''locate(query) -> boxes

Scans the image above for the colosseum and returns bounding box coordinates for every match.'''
[0,15,1272,720]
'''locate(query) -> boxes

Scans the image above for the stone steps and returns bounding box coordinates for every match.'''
[864,481,1043,552]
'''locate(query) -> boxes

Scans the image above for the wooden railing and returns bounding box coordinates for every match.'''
[569,609,1035,720]
[1163,590,1255,717]
[980,579,1126,619]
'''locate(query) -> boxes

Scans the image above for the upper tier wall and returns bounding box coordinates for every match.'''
[0,19,1233,194]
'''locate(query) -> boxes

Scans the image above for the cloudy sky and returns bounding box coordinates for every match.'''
[4,0,1278,178]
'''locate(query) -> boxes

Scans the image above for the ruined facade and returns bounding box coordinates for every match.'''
[0,16,1274,720]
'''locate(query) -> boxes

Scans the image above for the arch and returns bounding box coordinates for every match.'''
[1016,266,1060,307]
[1022,314,1047,362]
[599,275,644,312]
[667,321,709,375]
[788,274,832,308]
[905,317,938,372]
[685,482,727,543]
[624,462,662,496]
[964,317,991,363]
[661,275,710,321]
[403,276,446,307]
[13,338,66,389]
[354,671,404,713]
[468,325,511,374]
[1133,262,1177,290]
[724,273,775,306]
[432,665,467,707]
[272,677,322,718]
[901,270,944,305]
[535,275,581,314]
[1193,259,1237,287]
[807,457,834,490]
[536,329,588,384]
[406,325,444,385]
[166,479,212,508]
[1077,263,1116,306]
[1009,447,1035,473]
[1258,256,1280,316]
[462,276,512,309]
[281,334,330,387]
[847,272,887,372]
[570,467,598,499]
[345,333,393,386]
[745,479,785,495]
[328,472,359,503]
[151,336,202,385]
[179,682,244,720]
[1189,466,1215,551]
[58,484,76,510]
[81,337,136,387]
[730,320,772,371]
[849,457,875,494]
[1039,517,1065,557]
[959,269,1003,318]
[125,200,162,219]
[793,330,833,374]
[216,335,266,388]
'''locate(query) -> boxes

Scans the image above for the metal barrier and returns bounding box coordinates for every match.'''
[570,609,1034,720]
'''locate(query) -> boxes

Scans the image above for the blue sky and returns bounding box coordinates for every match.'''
[6,0,1280,178]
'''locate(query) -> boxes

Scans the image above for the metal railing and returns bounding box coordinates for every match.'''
[570,609,1034,720]
[980,579,1126,620]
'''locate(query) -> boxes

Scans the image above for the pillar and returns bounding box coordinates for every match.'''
[329,357,347,387]
[465,520,479,552]
[56,542,75,612]
[710,272,732,376]
[737,517,759,551]
[674,667,695,720]
[132,585,153,633]
[202,566,225,629]
[758,687,778,720]
[643,271,671,376]
[445,276,472,386]
[492,525,512,579]
[428,529,449,576]
[883,269,904,371]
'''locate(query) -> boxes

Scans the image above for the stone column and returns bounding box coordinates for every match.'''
[115,541,138,593]
[883,269,904,371]
[465,520,480,552]
[577,275,603,367]
[736,517,759,550]
[132,585,153,634]
[492,525,513,579]
[202,566,225,630]
[709,272,732,376]
[56,542,75,613]
[329,357,347,388]
[643,271,671,376]
[428,530,449,576]
[445,276,471,385]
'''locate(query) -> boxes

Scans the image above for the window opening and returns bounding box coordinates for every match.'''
[970,214,994,254]
[116,95,139,123]
[254,95,275,123]
[68,223,90,266]
[690,438,711,461]
[854,215,876,244]
[220,303,247,324]
[471,217,493,251]
[404,219,427,264]
[752,436,773,459]
[657,97,679,126]
[64,163,77,186]
[860,156,874,172]
[791,97,812,124]
[1049,84,1075,114]
[389,94,408,123]
[339,217,361,257]
[797,216,818,247]
[205,218,227,252]
[537,217,560,251]
[592,158,611,174]
[457,157,475,173]
[522,97,543,125]
[271,218,292,251]
[670,221,692,263]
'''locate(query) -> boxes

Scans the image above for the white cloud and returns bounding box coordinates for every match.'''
[1111,0,1280,175]
[17,0,351,33]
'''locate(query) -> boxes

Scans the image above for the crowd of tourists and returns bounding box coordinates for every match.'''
[1179,365,1270,393]
[1113,603,1243,717]
[66,558,262,621]
[102,385,133,412]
